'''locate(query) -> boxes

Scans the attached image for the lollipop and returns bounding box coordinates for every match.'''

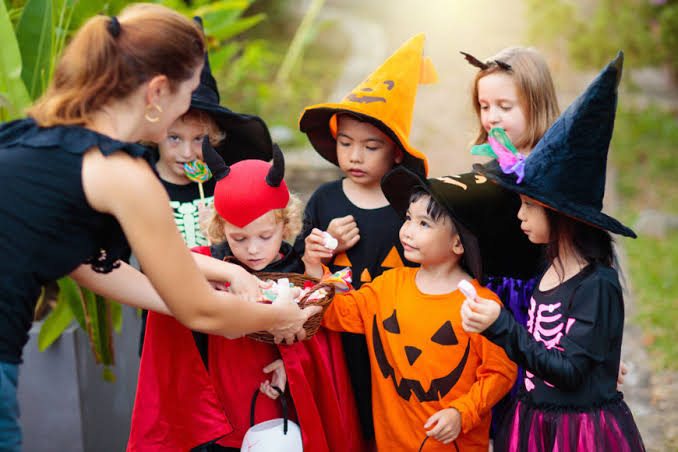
[183,159,213,201]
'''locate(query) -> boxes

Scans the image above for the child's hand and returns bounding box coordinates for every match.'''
[617,360,629,389]
[260,359,287,399]
[326,215,360,253]
[302,228,334,278]
[424,408,461,444]
[460,295,501,333]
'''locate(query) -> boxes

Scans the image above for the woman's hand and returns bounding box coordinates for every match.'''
[302,228,334,278]
[267,286,321,344]
[424,408,461,444]
[460,295,501,333]
[260,359,287,400]
[326,215,360,253]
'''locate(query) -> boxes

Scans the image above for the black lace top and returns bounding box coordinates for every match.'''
[0,118,150,363]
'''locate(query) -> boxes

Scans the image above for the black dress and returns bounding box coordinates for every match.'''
[483,265,645,451]
[0,118,149,364]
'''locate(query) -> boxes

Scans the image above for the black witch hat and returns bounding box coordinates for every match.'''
[474,51,636,238]
[190,17,272,165]
[381,166,544,282]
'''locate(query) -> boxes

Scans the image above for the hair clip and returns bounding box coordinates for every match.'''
[108,16,121,38]
[460,51,512,72]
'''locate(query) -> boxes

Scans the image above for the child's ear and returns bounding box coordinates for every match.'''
[394,147,404,164]
[450,233,464,255]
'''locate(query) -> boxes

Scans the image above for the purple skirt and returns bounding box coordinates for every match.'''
[494,398,646,452]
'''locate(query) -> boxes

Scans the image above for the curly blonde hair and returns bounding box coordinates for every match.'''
[207,193,303,244]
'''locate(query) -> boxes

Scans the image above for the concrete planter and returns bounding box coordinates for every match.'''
[17,306,141,452]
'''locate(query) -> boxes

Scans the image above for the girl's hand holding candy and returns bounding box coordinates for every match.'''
[461,294,501,333]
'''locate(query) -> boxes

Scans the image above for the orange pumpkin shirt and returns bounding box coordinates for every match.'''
[323,267,517,451]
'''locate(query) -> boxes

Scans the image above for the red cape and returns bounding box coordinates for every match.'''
[127,250,365,451]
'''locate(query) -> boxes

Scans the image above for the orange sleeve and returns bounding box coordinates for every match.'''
[448,288,518,433]
[321,282,380,334]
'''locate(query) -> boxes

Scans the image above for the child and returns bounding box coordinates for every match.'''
[464,47,560,157]
[154,28,273,249]
[137,26,273,354]
[128,140,364,452]
[304,166,526,451]
[295,33,436,441]
[462,52,646,451]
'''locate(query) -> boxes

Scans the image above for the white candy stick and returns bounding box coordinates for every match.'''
[457,279,477,300]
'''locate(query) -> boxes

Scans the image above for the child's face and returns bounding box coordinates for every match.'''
[336,116,402,190]
[156,117,205,184]
[517,195,550,244]
[399,196,462,266]
[223,211,284,271]
[477,72,528,152]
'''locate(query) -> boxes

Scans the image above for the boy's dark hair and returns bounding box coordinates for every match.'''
[408,188,483,280]
[545,208,614,280]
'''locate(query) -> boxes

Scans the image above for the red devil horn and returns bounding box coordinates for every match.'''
[265,144,285,187]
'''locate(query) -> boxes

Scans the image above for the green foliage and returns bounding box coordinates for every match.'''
[611,104,678,211]
[0,0,30,120]
[625,232,678,369]
[16,0,53,99]
[525,0,675,73]
[610,104,678,370]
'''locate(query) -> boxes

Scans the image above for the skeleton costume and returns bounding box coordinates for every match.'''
[475,52,645,451]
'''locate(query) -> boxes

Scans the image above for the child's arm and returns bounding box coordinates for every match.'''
[462,276,621,390]
[322,282,380,335]
[446,322,517,434]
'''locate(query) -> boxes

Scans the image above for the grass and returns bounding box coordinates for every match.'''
[611,103,678,370]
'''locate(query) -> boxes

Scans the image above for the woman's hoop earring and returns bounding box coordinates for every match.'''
[145,104,163,123]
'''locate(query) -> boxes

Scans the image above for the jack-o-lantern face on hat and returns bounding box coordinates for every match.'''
[346,79,396,104]
[372,311,470,402]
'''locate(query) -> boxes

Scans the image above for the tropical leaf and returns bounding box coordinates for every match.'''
[15,0,53,100]
[0,0,30,120]
[207,41,240,73]
[207,13,265,42]
[110,299,122,334]
[38,287,75,351]
[60,277,86,330]
[101,367,116,383]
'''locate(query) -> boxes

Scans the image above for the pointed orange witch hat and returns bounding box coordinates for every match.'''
[299,33,437,177]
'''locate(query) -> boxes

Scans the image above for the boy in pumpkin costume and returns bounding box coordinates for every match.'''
[294,33,436,442]
[304,167,523,451]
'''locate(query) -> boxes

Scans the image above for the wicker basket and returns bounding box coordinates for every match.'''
[245,272,336,344]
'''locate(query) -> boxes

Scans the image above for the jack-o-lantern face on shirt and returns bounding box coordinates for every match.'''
[345,80,396,104]
[372,310,470,402]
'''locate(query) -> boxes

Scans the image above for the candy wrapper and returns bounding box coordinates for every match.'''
[319,267,352,293]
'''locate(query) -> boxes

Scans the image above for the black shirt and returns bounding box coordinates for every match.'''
[160,178,216,248]
[0,118,149,363]
[483,264,624,409]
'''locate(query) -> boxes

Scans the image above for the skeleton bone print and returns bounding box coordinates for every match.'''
[170,196,213,248]
[524,297,576,391]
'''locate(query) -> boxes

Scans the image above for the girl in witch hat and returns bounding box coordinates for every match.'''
[128,139,366,452]
[461,52,645,451]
